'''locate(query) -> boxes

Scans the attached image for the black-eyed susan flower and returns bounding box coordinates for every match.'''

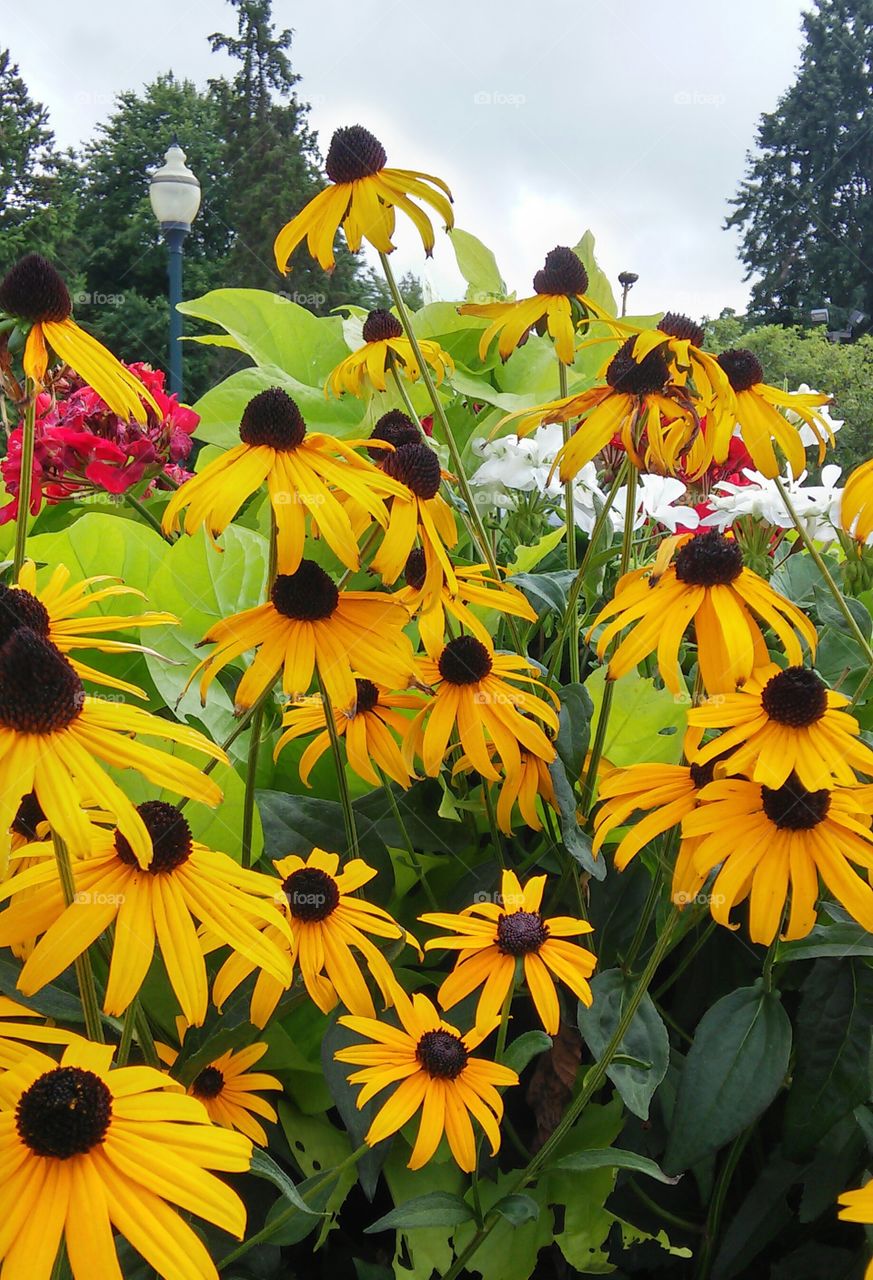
[841,456,873,541]
[371,439,459,589]
[589,530,817,697]
[421,869,596,1035]
[688,663,873,790]
[274,124,454,272]
[498,335,700,480]
[712,348,833,478]
[275,678,421,788]
[0,631,224,870]
[0,995,77,1069]
[460,245,615,365]
[0,801,293,1027]
[396,547,537,653]
[158,1033,281,1146]
[681,775,873,942]
[403,634,558,786]
[624,312,735,425]
[336,989,518,1172]
[0,1038,251,1280]
[838,1180,873,1279]
[11,561,176,698]
[162,387,403,576]
[213,849,416,1027]
[0,254,159,422]
[327,309,454,397]
[192,558,416,714]
[452,746,557,834]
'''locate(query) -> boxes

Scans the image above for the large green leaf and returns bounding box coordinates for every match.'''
[577,969,669,1119]
[448,228,506,301]
[27,509,166,599]
[549,1146,678,1183]
[191,364,365,450]
[664,982,792,1173]
[555,682,594,780]
[585,666,687,766]
[365,1192,475,1233]
[571,230,617,316]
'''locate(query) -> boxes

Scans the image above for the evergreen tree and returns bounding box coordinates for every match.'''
[728,0,873,325]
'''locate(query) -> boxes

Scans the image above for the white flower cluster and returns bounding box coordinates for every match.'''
[702,466,844,541]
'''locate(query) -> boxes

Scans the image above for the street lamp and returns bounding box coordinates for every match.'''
[618,271,638,317]
[148,138,201,397]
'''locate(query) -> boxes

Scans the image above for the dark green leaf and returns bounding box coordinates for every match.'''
[248,1149,320,1216]
[501,1030,552,1074]
[321,1018,391,1201]
[577,970,669,1119]
[493,1194,540,1224]
[549,1147,678,1184]
[555,683,593,779]
[548,757,605,880]
[776,918,873,960]
[710,1148,804,1280]
[0,958,85,1023]
[509,570,576,615]
[364,1192,476,1233]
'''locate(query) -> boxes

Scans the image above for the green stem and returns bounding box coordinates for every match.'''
[338,523,381,589]
[622,867,662,973]
[627,1177,703,1234]
[695,1129,751,1280]
[557,359,580,684]
[481,782,506,869]
[134,1003,161,1069]
[241,512,278,869]
[123,490,171,541]
[653,918,716,999]
[116,1001,138,1066]
[12,385,36,578]
[315,668,359,860]
[379,769,439,911]
[443,914,678,1280]
[51,831,104,1043]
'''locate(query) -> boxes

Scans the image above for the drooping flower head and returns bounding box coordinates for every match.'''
[327,310,454,396]
[395,547,536,652]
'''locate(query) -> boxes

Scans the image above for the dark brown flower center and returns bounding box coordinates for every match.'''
[533,246,589,297]
[12,792,46,840]
[673,531,743,587]
[17,1066,112,1158]
[717,348,763,392]
[496,909,549,955]
[0,586,50,647]
[761,775,830,830]
[382,442,442,499]
[368,410,421,460]
[115,800,193,873]
[404,548,427,591]
[606,337,670,396]
[355,678,380,714]
[282,866,340,922]
[760,667,828,728]
[689,760,717,790]
[658,312,705,348]
[0,631,84,733]
[271,561,339,621]
[438,635,493,685]
[0,253,72,324]
[325,125,387,184]
[239,388,306,450]
[192,1066,225,1099]
[362,309,403,343]
[416,1029,468,1079]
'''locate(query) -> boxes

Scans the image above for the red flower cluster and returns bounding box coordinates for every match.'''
[0,363,198,523]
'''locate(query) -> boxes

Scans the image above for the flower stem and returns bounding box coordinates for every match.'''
[123,490,171,541]
[51,830,104,1043]
[241,512,277,870]
[116,999,139,1066]
[379,768,438,911]
[557,359,581,684]
[12,383,36,578]
[390,363,430,439]
[315,669,359,860]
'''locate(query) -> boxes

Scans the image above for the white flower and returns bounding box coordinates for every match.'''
[785,383,844,450]
[611,474,699,533]
[701,465,845,541]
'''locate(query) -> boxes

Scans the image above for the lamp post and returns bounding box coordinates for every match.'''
[618,271,639,318]
[148,139,201,397]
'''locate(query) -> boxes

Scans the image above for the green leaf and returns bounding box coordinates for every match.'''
[0,958,85,1023]
[585,666,687,766]
[548,756,604,880]
[555,683,593,780]
[782,958,873,1158]
[776,916,873,960]
[509,569,576,616]
[549,1146,678,1184]
[365,1192,476,1233]
[505,526,566,576]
[27,509,166,598]
[577,969,669,1119]
[664,983,792,1173]
[501,1030,552,1074]
[191,364,364,451]
[571,230,617,316]
[493,1194,540,1225]
[448,228,506,301]
[321,1018,391,1201]
[248,1148,320,1216]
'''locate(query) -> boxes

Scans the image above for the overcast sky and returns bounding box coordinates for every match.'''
[6,0,810,320]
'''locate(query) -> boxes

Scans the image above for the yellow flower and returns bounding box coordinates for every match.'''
[12,560,176,698]
[681,775,873,942]
[162,387,404,575]
[327,310,453,396]
[275,679,421,788]
[838,1179,873,1280]
[158,1032,281,1147]
[589,530,817,696]
[404,635,558,787]
[711,349,833,478]
[452,746,557,833]
[0,801,293,1026]
[840,456,873,541]
[421,869,596,1035]
[371,439,460,589]
[336,990,518,1172]
[213,849,416,1027]
[0,631,224,870]
[621,313,735,429]
[395,547,536,653]
[687,663,873,790]
[0,994,77,1069]
[0,1038,251,1280]
[191,558,416,714]
[459,245,616,365]
[274,125,453,272]
[0,254,159,422]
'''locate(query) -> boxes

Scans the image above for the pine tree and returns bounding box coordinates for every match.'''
[728,0,873,325]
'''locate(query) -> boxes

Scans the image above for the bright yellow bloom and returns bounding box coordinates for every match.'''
[275,679,421,788]
[622,313,735,427]
[370,439,459,589]
[421,869,596,1035]
[841,456,873,541]
[162,386,404,575]
[213,849,416,1027]
[327,309,453,396]
[404,635,558,786]
[838,1180,873,1280]
[191,558,415,714]
[452,746,557,833]
[0,254,159,422]
[275,125,453,272]
[0,802,292,1026]
[0,631,224,870]
[336,989,518,1172]
[589,530,817,696]
[158,1032,281,1147]
[681,775,873,942]
[0,995,77,1069]
[460,245,616,365]
[395,547,536,653]
[0,1038,251,1280]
